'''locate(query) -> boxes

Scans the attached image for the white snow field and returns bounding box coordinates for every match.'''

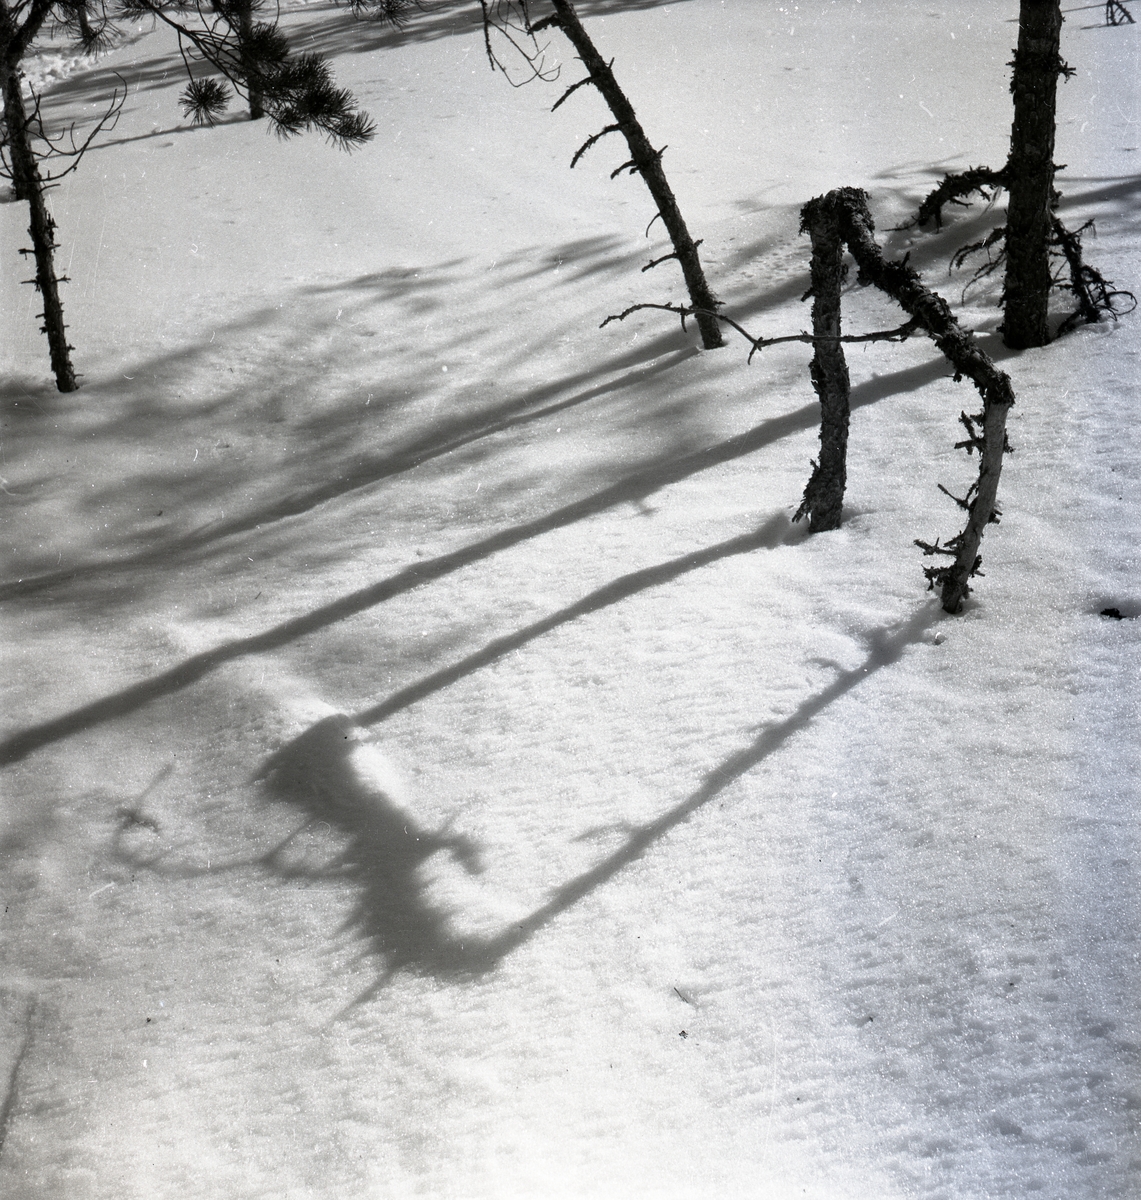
[1,1,1138,1196]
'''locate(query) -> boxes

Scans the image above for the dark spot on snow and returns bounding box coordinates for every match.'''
[116,807,160,834]
[1086,1021,1116,1038]
[1096,601,1139,619]
[856,1015,874,1027]
[679,1031,687,1039]
[994,1116,1024,1137]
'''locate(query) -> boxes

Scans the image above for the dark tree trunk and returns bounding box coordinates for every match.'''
[1003,0,1063,349]
[235,0,264,120]
[795,193,851,532]
[545,0,724,349]
[800,188,1015,613]
[3,68,78,392]
[830,191,1016,612]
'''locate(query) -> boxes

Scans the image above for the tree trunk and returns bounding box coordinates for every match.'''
[1003,0,1063,349]
[795,194,851,532]
[2,67,78,392]
[823,188,1015,613]
[235,0,264,120]
[546,0,725,349]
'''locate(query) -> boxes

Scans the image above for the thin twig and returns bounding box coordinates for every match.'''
[601,302,920,362]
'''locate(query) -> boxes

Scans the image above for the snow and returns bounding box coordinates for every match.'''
[1,1,1138,1197]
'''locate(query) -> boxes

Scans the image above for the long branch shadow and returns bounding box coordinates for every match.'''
[354,510,803,726]
[0,336,973,769]
[0,487,807,767]
[1056,174,1141,232]
[109,511,798,989]
[83,114,251,152]
[37,44,185,110]
[329,602,943,1003]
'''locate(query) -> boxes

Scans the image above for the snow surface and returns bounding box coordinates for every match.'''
[1,1,1139,1197]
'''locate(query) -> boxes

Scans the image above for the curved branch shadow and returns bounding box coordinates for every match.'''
[0,428,818,766]
[338,603,942,1004]
[353,510,803,726]
[107,515,800,998]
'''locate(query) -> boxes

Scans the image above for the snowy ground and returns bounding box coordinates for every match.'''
[1,2,1139,1197]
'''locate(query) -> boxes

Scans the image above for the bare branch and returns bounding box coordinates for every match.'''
[641,249,679,272]
[551,73,592,111]
[601,302,920,363]
[19,77,125,184]
[570,122,620,169]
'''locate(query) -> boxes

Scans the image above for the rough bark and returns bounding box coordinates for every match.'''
[794,194,851,532]
[2,67,77,392]
[810,188,1014,613]
[544,0,724,349]
[1003,0,1063,349]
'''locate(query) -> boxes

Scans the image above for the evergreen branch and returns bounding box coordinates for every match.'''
[180,76,231,124]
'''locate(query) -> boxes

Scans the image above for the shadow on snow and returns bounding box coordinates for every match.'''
[0,321,954,770]
[0,202,995,606]
[272,599,938,1005]
[107,511,940,1000]
[36,0,684,121]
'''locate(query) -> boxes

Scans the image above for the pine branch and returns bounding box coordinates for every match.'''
[180,77,231,124]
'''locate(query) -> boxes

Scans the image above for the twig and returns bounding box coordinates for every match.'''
[601,303,920,363]
[570,123,621,169]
